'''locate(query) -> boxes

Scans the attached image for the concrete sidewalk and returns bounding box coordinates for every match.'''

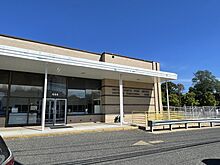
[0,123,138,139]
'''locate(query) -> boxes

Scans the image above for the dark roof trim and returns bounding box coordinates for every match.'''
[0,34,156,63]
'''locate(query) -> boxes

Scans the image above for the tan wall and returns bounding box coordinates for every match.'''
[102,105,156,114]
[0,117,5,127]
[103,96,154,105]
[101,53,153,70]
[0,36,159,72]
[105,114,144,124]
[152,62,163,112]
[102,79,157,123]
[102,79,154,88]
[67,115,104,123]
[0,36,101,61]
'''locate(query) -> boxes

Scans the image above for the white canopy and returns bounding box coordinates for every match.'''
[0,45,177,83]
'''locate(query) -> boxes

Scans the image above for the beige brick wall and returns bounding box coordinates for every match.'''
[0,36,157,71]
[67,115,104,123]
[0,36,101,61]
[101,53,153,70]
[0,35,162,74]
[102,79,154,88]
[101,79,158,123]
[152,62,163,113]
[102,105,156,114]
[102,96,154,105]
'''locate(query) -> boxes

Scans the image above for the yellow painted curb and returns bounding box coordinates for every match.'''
[4,126,138,140]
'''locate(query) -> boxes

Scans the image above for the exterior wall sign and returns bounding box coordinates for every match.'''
[111,87,150,97]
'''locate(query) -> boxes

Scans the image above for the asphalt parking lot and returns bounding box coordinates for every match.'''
[5,127,220,165]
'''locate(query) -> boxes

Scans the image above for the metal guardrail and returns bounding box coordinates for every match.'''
[132,106,220,127]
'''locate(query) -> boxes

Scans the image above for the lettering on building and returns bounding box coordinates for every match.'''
[111,87,151,97]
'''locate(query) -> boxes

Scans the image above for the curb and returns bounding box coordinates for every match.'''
[3,126,138,140]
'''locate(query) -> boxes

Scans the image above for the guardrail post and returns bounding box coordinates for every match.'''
[185,123,188,129]
[131,111,133,125]
[145,111,147,130]
[169,124,172,131]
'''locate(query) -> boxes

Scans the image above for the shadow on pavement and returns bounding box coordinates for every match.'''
[202,159,220,165]
[14,160,23,165]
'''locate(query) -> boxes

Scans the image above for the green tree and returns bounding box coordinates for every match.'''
[214,80,220,92]
[177,83,184,105]
[192,70,217,94]
[214,93,220,106]
[190,70,219,106]
[169,93,181,106]
[201,92,218,106]
[162,70,220,107]
[182,92,199,106]
[161,82,183,106]
[161,81,178,95]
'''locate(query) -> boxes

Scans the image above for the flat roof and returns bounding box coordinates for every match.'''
[0,44,177,82]
[0,34,154,63]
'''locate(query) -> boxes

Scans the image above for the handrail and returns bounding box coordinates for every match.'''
[131,106,220,129]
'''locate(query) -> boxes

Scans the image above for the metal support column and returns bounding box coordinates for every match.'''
[41,64,48,131]
[166,81,170,120]
[119,74,124,125]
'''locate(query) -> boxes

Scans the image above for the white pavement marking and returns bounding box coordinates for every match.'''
[149,140,164,144]
[133,140,152,146]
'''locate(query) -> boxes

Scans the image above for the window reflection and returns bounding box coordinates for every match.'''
[29,98,42,124]
[68,89,86,114]
[0,84,8,115]
[10,85,43,97]
[0,96,7,116]
[68,89,101,114]
[0,71,9,116]
[47,75,67,97]
[86,90,101,114]
[8,98,29,125]
[8,71,43,125]
[0,84,8,94]
[67,77,101,115]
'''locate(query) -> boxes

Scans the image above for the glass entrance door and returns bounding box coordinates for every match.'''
[55,99,66,125]
[45,98,67,125]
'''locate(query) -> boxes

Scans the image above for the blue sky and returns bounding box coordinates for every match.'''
[1,0,220,91]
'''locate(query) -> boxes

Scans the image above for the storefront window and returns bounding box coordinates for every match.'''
[47,75,67,98]
[67,77,101,115]
[10,72,43,97]
[8,97,45,125]
[8,71,43,125]
[10,85,43,97]
[29,98,42,124]
[0,70,9,116]
[86,90,101,114]
[0,96,7,116]
[8,98,29,125]
[0,84,8,115]
[68,89,86,114]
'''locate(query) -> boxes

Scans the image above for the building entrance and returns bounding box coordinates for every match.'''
[45,98,67,125]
